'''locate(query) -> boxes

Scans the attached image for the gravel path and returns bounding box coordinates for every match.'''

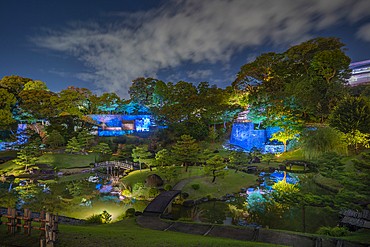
[172,175,208,190]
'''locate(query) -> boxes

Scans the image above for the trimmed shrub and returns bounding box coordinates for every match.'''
[164,184,173,191]
[101,210,112,223]
[191,184,200,190]
[206,194,212,200]
[125,208,135,217]
[148,188,159,198]
[317,226,350,237]
[121,189,131,197]
[86,214,103,224]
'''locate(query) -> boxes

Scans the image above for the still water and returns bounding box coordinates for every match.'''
[0,174,148,221]
[171,171,339,233]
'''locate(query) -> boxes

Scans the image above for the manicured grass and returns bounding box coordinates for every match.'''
[0,150,18,157]
[121,166,206,189]
[41,173,93,183]
[0,217,280,247]
[36,153,100,169]
[276,149,304,162]
[0,160,18,172]
[182,170,258,200]
[338,228,370,244]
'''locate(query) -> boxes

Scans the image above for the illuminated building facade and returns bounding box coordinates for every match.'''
[348,59,370,86]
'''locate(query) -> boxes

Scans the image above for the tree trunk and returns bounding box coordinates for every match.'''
[284,141,287,153]
[139,161,142,173]
[185,163,188,172]
[212,176,216,183]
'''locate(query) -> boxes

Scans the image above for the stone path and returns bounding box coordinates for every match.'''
[172,175,208,190]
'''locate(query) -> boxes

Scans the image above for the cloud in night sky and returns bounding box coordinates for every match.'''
[32,0,370,98]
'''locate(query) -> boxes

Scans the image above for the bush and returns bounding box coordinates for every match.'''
[206,194,212,200]
[164,184,173,191]
[121,189,131,197]
[191,184,200,190]
[101,210,112,223]
[149,188,159,198]
[317,226,350,237]
[86,214,103,224]
[125,208,135,217]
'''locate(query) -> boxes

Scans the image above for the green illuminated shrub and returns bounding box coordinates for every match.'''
[164,184,173,191]
[317,226,350,236]
[148,188,158,198]
[86,214,103,224]
[125,208,135,217]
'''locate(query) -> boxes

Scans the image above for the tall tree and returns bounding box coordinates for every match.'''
[329,97,370,154]
[23,81,49,91]
[171,135,199,172]
[18,89,58,121]
[132,146,152,172]
[204,155,227,183]
[129,77,158,109]
[228,149,248,173]
[0,88,16,128]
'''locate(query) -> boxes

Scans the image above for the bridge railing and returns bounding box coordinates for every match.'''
[94,160,134,170]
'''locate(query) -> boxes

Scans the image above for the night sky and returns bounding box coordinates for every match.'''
[1,0,370,99]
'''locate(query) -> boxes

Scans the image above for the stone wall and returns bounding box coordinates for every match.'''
[230,122,283,153]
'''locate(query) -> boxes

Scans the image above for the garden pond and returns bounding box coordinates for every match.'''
[172,171,339,233]
[0,173,149,221]
[0,170,339,233]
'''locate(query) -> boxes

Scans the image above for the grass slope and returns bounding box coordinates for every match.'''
[0,217,285,247]
[182,170,258,200]
[121,166,206,189]
[36,153,100,169]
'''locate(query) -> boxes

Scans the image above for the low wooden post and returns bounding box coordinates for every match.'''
[7,207,11,233]
[27,210,32,236]
[53,214,58,241]
[16,211,21,232]
[24,209,28,235]
[40,210,45,236]
[11,208,16,234]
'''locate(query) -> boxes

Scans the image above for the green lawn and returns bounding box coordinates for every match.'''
[121,166,206,189]
[182,170,258,200]
[36,153,100,169]
[276,149,304,162]
[0,217,282,247]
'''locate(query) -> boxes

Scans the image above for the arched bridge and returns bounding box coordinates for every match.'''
[94,160,133,170]
[143,190,181,217]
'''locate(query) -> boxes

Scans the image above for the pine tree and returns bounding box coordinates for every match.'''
[77,129,94,151]
[204,155,227,183]
[228,149,248,173]
[93,142,112,156]
[132,146,152,172]
[46,130,65,149]
[65,137,82,154]
[171,135,200,172]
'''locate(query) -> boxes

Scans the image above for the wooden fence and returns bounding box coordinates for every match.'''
[0,207,58,246]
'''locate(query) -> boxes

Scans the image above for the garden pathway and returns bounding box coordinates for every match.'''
[172,175,208,190]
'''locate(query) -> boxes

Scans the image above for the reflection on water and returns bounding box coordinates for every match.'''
[172,172,338,233]
[0,175,148,221]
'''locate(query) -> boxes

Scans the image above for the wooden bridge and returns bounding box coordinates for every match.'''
[143,190,181,217]
[94,160,133,170]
